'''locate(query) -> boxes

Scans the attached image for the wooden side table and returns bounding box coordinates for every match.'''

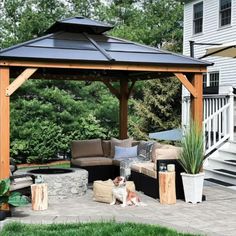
[31,183,48,211]
[159,171,176,204]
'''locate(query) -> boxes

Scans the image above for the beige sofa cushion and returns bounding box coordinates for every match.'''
[93,179,135,203]
[112,159,121,166]
[71,157,113,167]
[141,163,157,179]
[102,140,111,157]
[151,142,163,162]
[154,147,182,162]
[110,137,133,158]
[71,139,103,158]
[130,163,144,173]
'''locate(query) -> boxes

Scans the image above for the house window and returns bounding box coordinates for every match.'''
[193,2,203,34]
[220,0,231,27]
[209,72,219,87]
[203,72,219,94]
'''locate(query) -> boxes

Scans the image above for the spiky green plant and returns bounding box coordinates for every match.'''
[179,121,205,174]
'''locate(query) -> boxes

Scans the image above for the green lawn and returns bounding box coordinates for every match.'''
[0,222,201,236]
[17,162,70,170]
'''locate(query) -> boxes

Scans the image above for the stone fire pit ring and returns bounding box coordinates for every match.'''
[17,168,88,200]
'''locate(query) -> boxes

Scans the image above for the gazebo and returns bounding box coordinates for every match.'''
[0,17,211,179]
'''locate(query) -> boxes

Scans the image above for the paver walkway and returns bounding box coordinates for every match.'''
[1,183,236,236]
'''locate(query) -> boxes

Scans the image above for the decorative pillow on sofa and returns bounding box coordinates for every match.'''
[110,137,133,158]
[114,145,138,160]
[137,141,155,162]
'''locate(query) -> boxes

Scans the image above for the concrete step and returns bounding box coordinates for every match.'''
[205,178,235,187]
[206,156,236,171]
[219,142,236,155]
[204,168,236,185]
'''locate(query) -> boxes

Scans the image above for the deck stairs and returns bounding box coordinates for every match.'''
[204,141,236,189]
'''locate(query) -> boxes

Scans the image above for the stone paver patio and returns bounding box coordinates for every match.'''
[1,183,235,236]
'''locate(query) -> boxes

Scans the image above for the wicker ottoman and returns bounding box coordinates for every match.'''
[93,179,135,204]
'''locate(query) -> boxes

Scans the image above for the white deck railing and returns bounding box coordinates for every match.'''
[182,94,234,155]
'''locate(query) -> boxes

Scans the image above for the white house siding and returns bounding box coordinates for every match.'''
[183,0,236,95]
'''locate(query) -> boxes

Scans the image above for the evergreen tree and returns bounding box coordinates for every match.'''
[130,78,181,139]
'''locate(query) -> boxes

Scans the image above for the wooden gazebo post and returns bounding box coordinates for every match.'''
[119,79,128,139]
[190,73,203,129]
[0,67,10,179]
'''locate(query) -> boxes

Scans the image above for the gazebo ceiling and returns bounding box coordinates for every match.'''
[0,16,211,80]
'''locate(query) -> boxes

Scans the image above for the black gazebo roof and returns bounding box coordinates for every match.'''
[0,17,211,67]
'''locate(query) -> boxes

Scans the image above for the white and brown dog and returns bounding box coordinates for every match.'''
[110,176,146,207]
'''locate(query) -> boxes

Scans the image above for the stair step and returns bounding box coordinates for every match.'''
[205,178,234,187]
[214,169,236,176]
[226,160,236,164]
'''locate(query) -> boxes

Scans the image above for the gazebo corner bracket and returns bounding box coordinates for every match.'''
[174,73,198,98]
[103,81,120,99]
[127,80,136,99]
[6,68,38,96]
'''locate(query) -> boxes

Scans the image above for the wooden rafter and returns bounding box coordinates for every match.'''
[6,68,38,96]
[0,60,207,73]
[103,81,120,99]
[174,73,198,98]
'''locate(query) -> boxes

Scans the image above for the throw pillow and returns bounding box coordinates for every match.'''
[110,137,133,158]
[137,141,155,162]
[114,145,138,160]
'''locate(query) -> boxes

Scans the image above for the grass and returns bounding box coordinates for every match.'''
[0,222,201,236]
[17,161,70,170]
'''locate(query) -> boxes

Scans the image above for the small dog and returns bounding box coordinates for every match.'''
[110,176,145,207]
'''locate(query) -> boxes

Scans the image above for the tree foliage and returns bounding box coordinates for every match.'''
[0,0,184,163]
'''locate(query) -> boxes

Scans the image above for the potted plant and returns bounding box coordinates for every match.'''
[0,178,29,221]
[178,121,205,204]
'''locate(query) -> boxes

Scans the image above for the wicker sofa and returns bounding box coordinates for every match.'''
[70,138,184,199]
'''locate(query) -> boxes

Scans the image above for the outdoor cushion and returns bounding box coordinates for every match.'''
[93,179,135,204]
[71,157,113,167]
[102,140,111,157]
[154,147,182,162]
[71,139,103,158]
[114,145,138,159]
[150,142,163,162]
[130,163,144,173]
[141,163,157,179]
[112,159,121,166]
[110,137,133,158]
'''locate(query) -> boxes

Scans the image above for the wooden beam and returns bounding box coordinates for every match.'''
[103,81,120,99]
[127,80,136,99]
[119,80,129,139]
[190,73,203,129]
[174,73,198,98]
[0,60,208,73]
[6,68,37,96]
[0,67,10,179]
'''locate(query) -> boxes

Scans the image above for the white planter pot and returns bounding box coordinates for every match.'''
[181,172,205,204]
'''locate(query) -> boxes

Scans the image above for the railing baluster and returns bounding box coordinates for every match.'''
[183,94,233,155]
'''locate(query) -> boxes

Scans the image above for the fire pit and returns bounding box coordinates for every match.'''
[28,168,74,175]
[23,168,88,199]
